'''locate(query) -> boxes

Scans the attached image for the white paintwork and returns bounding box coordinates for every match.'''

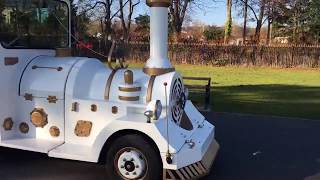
[0,139,63,153]
[0,0,218,174]
[48,143,97,162]
[144,7,173,69]
[20,57,78,99]
[0,46,55,142]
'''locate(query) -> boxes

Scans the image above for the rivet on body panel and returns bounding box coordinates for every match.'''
[3,118,13,131]
[91,104,98,112]
[20,122,29,134]
[112,106,118,114]
[50,126,60,137]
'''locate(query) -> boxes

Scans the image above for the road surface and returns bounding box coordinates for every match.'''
[0,112,319,180]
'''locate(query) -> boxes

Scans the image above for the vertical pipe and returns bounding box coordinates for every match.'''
[144,0,174,76]
[149,8,170,67]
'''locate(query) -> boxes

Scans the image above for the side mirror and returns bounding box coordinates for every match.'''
[145,100,162,121]
[144,110,154,123]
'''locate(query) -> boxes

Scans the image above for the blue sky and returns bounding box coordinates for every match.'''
[136,0,230,26]
[192,1,228,26]
[76,0,233,26]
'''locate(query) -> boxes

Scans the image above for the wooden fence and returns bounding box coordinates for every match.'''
[75,42,320,68]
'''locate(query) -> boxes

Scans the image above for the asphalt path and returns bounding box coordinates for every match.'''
[0,112,319,180]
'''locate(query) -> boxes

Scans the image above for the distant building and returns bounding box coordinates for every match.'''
[229,38,244,45]
[273,37,290,44]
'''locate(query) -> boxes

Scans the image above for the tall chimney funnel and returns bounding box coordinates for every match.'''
[144,0,174,76]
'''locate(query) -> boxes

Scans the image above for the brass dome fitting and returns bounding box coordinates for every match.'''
[146,0,172,7]
[124,70,134,84]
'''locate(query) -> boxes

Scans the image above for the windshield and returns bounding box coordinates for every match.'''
[0,0,69,49]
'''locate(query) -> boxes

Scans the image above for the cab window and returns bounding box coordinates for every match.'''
[0,0,69,49]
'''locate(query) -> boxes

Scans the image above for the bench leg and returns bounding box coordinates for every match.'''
[205,86,211,110]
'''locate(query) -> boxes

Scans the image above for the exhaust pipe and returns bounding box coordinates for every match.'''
[143,0,174,76]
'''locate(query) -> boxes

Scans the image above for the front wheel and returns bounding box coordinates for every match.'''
[105,134,162,180]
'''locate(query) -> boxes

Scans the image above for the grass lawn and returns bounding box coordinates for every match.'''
[129,63,320,120]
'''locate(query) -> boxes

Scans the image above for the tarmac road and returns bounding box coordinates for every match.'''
[0,112,319,180]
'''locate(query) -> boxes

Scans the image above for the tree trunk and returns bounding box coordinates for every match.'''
[119,0,139,42]
[119,0,128,40]
[104,16,112,54]
[70,0,77,48]
[255,20,262,43]
[255,0,266,44]
[224,0,232,44]
[173,26,182,42]
[243,0,248,44]
[170,0,189,42]
[267,19,272,45]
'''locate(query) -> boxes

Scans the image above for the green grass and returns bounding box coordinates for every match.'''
[129,63,320,119]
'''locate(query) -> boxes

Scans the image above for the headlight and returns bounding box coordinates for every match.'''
[145,100,162,121]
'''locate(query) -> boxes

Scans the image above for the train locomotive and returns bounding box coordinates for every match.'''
[0,0,219,179]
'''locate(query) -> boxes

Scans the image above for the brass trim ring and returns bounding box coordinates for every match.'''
[119,96,140,101]
[119,87,142,92]
[143,67,175,76]
[146,0,172,7]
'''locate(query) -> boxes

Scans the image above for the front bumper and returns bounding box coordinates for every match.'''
[163,139,220,180]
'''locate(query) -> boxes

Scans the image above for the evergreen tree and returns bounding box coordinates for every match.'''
[273,0,311,43]
[309,0,320,43]
[135,14,150,41]
[0,0,5,28]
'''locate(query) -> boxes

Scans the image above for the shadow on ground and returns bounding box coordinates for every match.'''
[190,84,320,120]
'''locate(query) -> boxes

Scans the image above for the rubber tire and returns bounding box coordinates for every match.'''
[105,134,162,180]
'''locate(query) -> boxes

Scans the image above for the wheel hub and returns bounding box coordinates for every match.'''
[117,149,146,179]
[125,161,135,172]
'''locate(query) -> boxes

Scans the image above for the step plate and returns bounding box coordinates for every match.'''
[0,138,63,153]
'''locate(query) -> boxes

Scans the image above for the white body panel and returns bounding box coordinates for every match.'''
[0,50,217,170]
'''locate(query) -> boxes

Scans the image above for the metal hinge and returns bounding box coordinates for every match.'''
[24,93,33,101]
[4,57,19,66]
[71,102,79,112]
[47,96,58,103]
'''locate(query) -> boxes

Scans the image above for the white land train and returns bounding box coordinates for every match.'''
[0,0,219,179]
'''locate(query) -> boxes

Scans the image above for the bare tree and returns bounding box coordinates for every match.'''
[265,0,280,44]
[169,0,216,42]
[119,0,140,41]
[255,0,266,43]
[234,0,249,43]
[242,0,248,43]
[78,0,116,48]
[93,1,114,41]
[77,0,133,53]
[237,0,267,43]
[169,0,188,41]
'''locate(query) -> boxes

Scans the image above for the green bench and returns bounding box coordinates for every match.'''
[183,77,211,110]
